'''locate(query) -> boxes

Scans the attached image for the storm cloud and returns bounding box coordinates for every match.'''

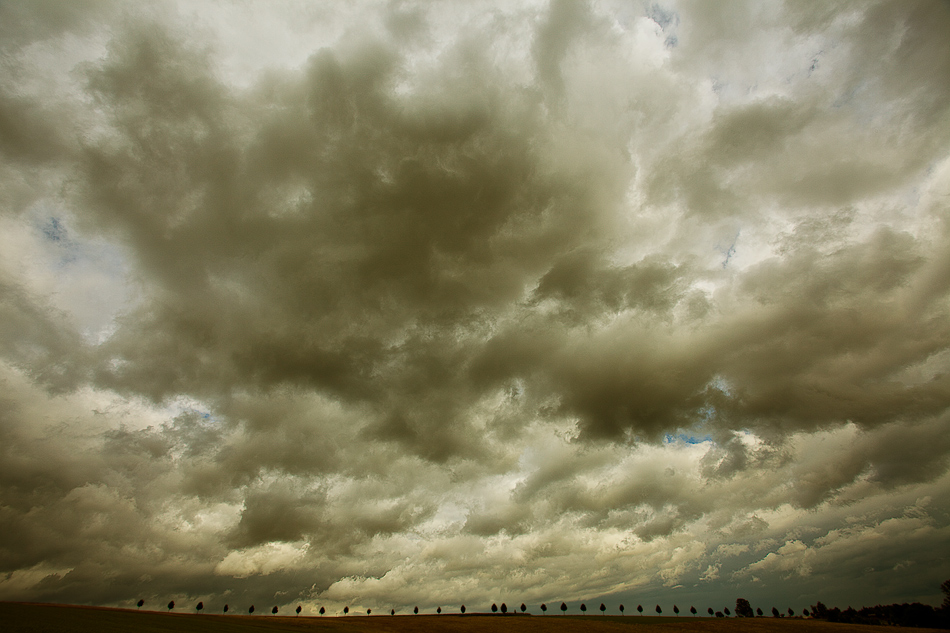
[1,0,949,614]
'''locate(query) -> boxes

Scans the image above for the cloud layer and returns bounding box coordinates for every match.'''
[1,0,949,614]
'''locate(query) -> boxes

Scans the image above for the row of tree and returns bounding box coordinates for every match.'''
[137,579,950,626]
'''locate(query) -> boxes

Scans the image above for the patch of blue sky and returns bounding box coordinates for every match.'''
[664,432,713,445]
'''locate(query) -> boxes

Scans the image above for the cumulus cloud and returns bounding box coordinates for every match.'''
[1,0,949,615]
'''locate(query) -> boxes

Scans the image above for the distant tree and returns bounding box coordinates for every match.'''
[561,602,567,614]
[736,599,753,618]
[413,606,418,615]
[249,605,255,614]
[803,608,810,617]
[437,607,442,614]
[716,611,724,618]
[656,605,662,615]
[619,604,624,615]
[521,603,527,613]
[167,601,175,611]
[492,603,498,613]
[272,606,278,615]
[708,608,714,616]
[501,603,508,614]
[343,606,349,615]
[724,608,731,616]
[788,608,795,617]
[367,609,372,615]
[673,605,679,615]
[541,603,547,614]
[296,605,302,616]
[772,607,780,618]
[461,605,466,614]
[196,602,204,613]
[137,599,144,609]
[580,603,586,614]
[600,603,606,614]
[757,608,763,617]
[319,607,325,615]
[391,609,395,616]
[690,606,697,616]
[223,605,229,613]
[638,605,643,615]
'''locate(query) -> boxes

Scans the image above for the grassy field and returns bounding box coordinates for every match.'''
[2,603,944,633]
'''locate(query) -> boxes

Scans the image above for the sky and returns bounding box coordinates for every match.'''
[1,0,950,617]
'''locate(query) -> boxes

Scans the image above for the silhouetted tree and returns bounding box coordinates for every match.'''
[772,607,780,618]
[708,608,714,616]
[501,603,508,614]
[656,604,662,615]
[580,603,587,614]
[724,608,731,616]
[248,605,255,614]
[413,606,418,615]
[673,605,679,615]
[600,603,606,614]
[223,605,229,613]
[167,601,175,611]
[561,602,567,614]
[196,602,204,613]
[690,606,697,616]
[319,607,325,615]
[390,609,395,616]
[296,605,301,616]
[541,603,547,614]
[716,611,724,618]
[367,609,372,615]
[521,603,527,613]
[272,606,278,615]
[757,608,763,616]
[137,599,144,609]
[620,604,625,615]
[461,605,466,614]
[344,606,349,615]
[492,603,498,613]
[736,599,753,618]
[803,608,809,617]
[638,605,643,615]
[788,608,795,617]
[437,607,442,614]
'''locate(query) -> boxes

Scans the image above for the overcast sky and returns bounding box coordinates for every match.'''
[2,0,949,616]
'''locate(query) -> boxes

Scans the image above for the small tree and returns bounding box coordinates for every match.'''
[461,605,466,614]
[437,607,442,614]
[600,603,606,614]
[637,605,643,615]
[390,609,395,616]
[803,608,810,617]
[724,608,731,616]
[708,608,714,616]
[580,604,586,614]
[223,605,229,613]
[501,603,508,614]
[413,606,418,615]
[541,603,547,614]
[319,606,325,615]
[736,598,753,618]
[196,602,204,613]
[167,601,175,611]
[368,609,372,615]
[344,606,349,615]
[772,607,780,618]
[296,605,302,616]
[272,606,279,615]
[521,603,527,613]
[673,605,679,615]
[788,608,794,617]
[137,599,144,609]
[620,604,625,615]
[560,602,567,614]
[757,608,763,617]
[249,605,255,614]
[690,606,697,616]
[716,611,724,618]
[656,605,662,615]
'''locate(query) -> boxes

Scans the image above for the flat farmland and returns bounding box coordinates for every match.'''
[3,603,944,633]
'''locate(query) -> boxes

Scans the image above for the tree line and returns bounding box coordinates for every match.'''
[133,578,950,627]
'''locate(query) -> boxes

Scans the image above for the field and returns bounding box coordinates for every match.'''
[3,603,946,633]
